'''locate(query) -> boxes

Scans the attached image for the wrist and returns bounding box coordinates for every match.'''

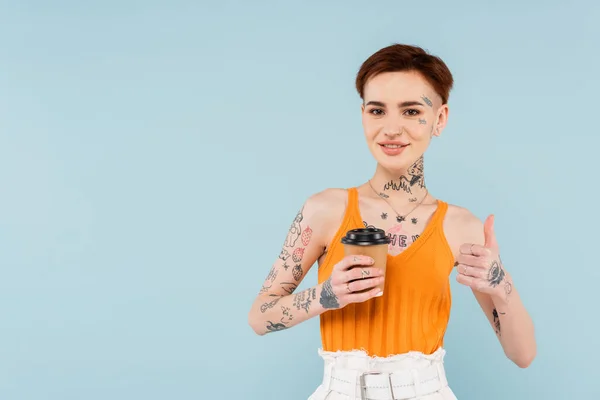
[490,273,514,308]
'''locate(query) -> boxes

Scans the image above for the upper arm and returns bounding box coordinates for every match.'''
[256,189,344,298]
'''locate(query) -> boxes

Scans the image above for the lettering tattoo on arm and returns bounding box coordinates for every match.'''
[293,288,317,313]
[320,278,340,309]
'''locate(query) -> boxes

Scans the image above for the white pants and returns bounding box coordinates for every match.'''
[308,347,457,400]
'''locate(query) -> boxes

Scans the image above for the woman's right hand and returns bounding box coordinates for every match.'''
[319,255,385,310]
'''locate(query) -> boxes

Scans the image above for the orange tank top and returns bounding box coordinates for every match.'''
[318,187,455,357]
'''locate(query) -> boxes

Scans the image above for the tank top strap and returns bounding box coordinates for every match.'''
[430,199,449,230]
[345,187,362,224]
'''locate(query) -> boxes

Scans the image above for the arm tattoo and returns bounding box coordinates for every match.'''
[292,248,304,262]
[279,249,290,262]
[258,284,271,294]
[492,308,501,336]
[301,226,313,246]
[499,255,513,300]
[284,207,304,247]
[260,297,281,313]
[292,264,303,281]
[293,288,317,313]
[266,321,288,332]
[492,308,506,337]
[320,278,340,309]
[504,280,513,301]
[280,282,298,294]
[265,305,295,333]
[266,266,278,283]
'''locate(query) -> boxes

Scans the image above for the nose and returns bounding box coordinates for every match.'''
[381,115,405,137]
[382,124,404,137]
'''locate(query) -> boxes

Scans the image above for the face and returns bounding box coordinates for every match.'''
[361,70,449,173]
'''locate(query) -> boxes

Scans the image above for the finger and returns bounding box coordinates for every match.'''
[456,254,489,269]
[335,255,374,272]
[345,276,385,293]
[459,243,491,257]
[456,263,487,280]
[344,266,384,283]
[483,214,499,250]
[346,286,383,303]
[456,274,488,291]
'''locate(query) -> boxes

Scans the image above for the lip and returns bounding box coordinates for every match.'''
[378,142,409,156]
[378,141,409,146]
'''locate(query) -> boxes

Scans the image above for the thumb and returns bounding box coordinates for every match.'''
[483,214,498,249]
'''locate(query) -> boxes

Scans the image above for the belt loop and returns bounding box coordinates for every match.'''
[410,369,421,398]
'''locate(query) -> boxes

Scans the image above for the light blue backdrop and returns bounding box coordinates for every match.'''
[1,1,598,399]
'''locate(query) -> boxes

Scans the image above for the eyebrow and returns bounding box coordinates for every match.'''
[365,100,425,108]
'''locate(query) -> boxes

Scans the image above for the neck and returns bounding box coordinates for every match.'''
[369,156,427,203]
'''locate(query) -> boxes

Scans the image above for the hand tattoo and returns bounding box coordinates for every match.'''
[320,278,339,309]
[487,260,505,288]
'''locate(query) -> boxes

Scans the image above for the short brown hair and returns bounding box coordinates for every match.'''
[355,44,454,105]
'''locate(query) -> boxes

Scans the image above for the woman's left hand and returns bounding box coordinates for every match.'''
[455,215,513,300]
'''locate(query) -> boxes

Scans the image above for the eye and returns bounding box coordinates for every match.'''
[368,108,385,116]
[403,109,420,116]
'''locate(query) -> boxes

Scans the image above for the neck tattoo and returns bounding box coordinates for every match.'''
[367,180,428,224]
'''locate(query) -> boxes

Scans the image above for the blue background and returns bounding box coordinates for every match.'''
[1,1,598,399]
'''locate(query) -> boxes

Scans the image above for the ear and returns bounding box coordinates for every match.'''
[432,104,449,137]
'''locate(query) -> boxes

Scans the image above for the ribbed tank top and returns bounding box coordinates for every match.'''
[318,187,455,357]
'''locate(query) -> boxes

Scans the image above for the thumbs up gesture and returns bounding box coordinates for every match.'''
[456,215,512,298]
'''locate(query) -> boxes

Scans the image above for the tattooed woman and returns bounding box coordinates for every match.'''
[248,44,536,400]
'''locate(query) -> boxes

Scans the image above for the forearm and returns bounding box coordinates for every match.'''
[249,284,328,335]
[491,280,536,368]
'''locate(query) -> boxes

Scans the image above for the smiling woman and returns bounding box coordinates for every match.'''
[248,43,536,400]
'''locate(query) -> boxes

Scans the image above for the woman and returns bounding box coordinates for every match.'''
[248,44,536,399]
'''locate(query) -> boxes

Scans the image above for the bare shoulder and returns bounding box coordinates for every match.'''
[303,187,349,237]
[306,187,348,209]
[444,203,485,255]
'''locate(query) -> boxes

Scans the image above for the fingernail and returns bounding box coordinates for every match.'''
[369,258,375,264]
[376,291,384,297]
